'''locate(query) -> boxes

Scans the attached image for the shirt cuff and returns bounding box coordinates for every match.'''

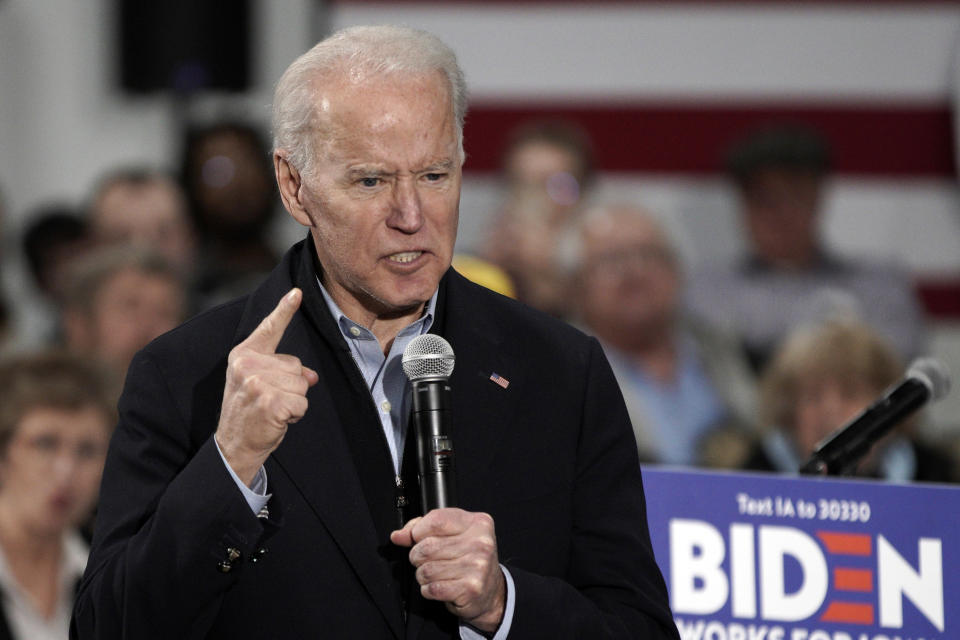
[214,437,271,515]
[459,565,515,640]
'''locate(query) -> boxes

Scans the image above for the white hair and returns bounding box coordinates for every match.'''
[272,25,468,177]
[555,203,680,277]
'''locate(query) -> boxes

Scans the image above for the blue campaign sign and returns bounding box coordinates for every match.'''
[642,467,958,640]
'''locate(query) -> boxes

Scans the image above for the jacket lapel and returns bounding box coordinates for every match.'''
[434,272,523,512]
[231,241,405,639]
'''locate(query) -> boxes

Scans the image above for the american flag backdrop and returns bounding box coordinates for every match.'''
[329,0,960,429]
[2,0,958,428]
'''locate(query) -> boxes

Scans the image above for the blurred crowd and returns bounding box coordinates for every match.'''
[0,115,955,636]
[465,119,957,483]
[0,121,285,637]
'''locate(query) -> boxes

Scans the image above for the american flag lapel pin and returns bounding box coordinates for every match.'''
[489,372,510,389]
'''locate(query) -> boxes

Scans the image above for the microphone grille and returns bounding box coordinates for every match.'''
[907,357,951,402]
[402,334,455,381]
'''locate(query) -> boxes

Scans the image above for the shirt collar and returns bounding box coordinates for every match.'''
[315,276,438,341]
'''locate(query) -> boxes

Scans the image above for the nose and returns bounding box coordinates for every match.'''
[816,388,859,430]
[51,448,81,480]
[387,177,424,234]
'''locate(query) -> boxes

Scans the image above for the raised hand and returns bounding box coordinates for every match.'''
[391,508,506,633]
[215,288,319,485]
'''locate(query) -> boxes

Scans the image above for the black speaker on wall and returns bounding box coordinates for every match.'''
[119,0,251,93]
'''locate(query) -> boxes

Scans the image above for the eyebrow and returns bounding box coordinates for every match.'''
[345,159,456,179]
[346,167,391,179]
[421,159,456,172]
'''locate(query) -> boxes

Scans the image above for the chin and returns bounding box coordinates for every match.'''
[31,518,71,539]
[384,293,433,314]
[389,276,443,304]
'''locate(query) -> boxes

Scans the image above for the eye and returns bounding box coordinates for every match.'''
[359,177,380,188]
[30,434,59,452]
[424,172,446,182]
[76,441,106,461]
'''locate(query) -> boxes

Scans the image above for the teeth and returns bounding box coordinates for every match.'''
[389,252,422,263]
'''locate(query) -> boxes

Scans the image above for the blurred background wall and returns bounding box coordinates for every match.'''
[2,0,960,430]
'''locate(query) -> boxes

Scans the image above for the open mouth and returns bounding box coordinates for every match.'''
[387,251,423,264]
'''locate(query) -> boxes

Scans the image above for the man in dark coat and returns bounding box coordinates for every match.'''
[71,25,679,639]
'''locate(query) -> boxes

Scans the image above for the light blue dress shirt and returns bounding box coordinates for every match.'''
[318,281,437,474]
[216,279,514,639]
[614,337,726,466]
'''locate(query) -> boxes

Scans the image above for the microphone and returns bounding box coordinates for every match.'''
[402,334,457,512]
[800,358,951,476]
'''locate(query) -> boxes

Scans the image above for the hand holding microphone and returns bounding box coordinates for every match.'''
[391,334,506,633]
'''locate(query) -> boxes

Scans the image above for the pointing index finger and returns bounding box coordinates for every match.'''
[243,288,302,353]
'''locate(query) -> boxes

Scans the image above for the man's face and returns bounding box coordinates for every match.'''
[742,169,822,268]
[505,141,582,211]
[93,180,195,274]
[192,131,274,228]
[292,71,461,322]
[89,268,184,377]
[579,211,679,345]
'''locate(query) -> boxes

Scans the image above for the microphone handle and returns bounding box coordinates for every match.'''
[800,378,930,476]
[411,379,457,511]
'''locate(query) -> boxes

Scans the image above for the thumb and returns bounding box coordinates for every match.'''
[302,365,319,387]
[390,517,423,548]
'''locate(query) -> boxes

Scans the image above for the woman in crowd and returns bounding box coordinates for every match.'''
[0,352,113,639]
[739,320,954,482]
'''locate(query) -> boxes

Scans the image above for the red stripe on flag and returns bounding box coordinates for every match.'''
[821,602,875,625]
[462,101,954,177]
[917,280,960,318]
[834,568,874,592]
[817,532,872,555]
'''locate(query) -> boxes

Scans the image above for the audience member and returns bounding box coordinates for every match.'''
[179,122,280,307]
[738,320,955,482]
[87,169,197,280]
[15,206,92,350]
[686,124,927,373]
[482,120,595,316]
[0,351,113,639]
[22,207,90,304]
[61,246,185,383]
[565,203,757,466]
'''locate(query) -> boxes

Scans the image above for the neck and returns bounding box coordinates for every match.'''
[0,499,65,620]
[324,281,427,355]
[368,312,424,355]
[601,321,680,384]
[0,499,61,560]
[629,339,679,384]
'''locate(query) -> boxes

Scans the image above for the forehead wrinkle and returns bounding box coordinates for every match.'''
[310,73,459,174]
[331,128,458,173]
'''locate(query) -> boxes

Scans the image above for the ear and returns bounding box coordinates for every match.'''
[274,151,313,227]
